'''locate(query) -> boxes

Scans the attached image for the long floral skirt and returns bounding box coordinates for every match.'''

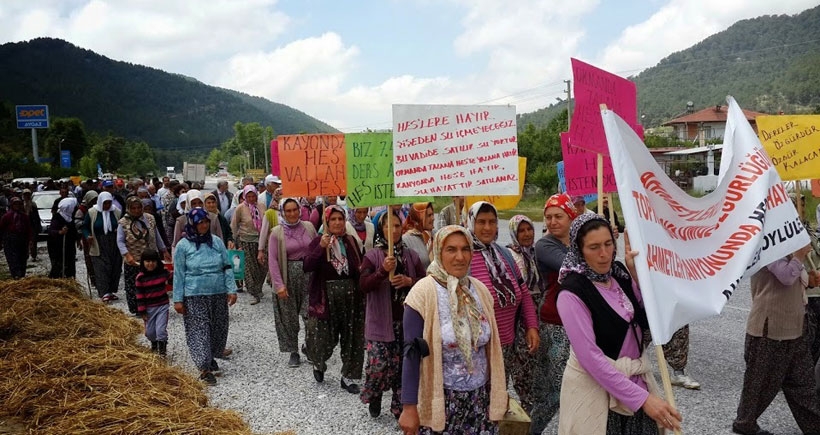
[418,384,498,435]
[360,321,403,418]
[305,279,365,379]
[272,260,307,353]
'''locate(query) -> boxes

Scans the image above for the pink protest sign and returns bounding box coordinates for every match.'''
[561,131,617,196]
[569,58,639,155]
[270,139,280,176]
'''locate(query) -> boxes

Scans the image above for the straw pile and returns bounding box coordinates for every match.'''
[0,277,255,435]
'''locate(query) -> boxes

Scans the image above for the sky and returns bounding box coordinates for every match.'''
[0,0,817,131]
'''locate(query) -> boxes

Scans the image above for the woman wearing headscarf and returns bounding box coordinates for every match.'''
[467,201,539,410]
[172,189,222,249]
[118,196,170,315]
[556,213,681,434]
[300,196,321,232]
[504,214,545,413]
[530,192,579,434]
[359,210,426,418]
[162,182,185,244]
[255,187,281,268]
[402,202,434,271]
[0,197,32,278]
[266,197,317,367]
[47,197,79,278]
[75,190,99,288]
[346,206,374,253]
[173,208,238,386]
[399,225,507,434]
[230,184,267,305]
[82,191,123,301]
[204,192,234,249]
[303,205,365,393]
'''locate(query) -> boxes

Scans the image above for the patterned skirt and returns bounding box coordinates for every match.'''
[606,409,660,435]
[360,321,403,418]
[419,384,498,435]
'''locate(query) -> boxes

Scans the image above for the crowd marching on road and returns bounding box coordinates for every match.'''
[2,173,820,435]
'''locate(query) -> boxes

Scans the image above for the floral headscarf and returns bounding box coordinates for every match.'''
[558,213,628,284]
[95,191,115,234]
[467,201,516,308]
[427,225,484,372]
[347,206,368,233]
[507,215,545,295]
[242,184,261,231]
[544,193,577,220]
[184,207,213,250]
[324,205,349,275]
[279,197,302,228]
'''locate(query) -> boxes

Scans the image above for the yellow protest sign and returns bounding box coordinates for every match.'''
[757,115,820,181]
[467,157,526,211]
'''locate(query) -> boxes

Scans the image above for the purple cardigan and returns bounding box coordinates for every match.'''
[359,246,426,342]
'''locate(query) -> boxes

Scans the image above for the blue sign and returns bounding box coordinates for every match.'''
[16,105,49,129]
[60,150,71,168]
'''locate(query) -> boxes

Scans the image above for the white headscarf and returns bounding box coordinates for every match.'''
[57,197,77,223]
[95,191,114,234]
[185,189,202,212]
[176,193,188,215]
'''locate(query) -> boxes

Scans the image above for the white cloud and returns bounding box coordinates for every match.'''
[596,0,819,76]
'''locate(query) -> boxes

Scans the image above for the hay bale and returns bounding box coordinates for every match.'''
[0,278,258,435]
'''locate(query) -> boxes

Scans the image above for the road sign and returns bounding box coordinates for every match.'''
[16,105,49,129]
[60,150,71,168]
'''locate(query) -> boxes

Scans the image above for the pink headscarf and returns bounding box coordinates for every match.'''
[242,184,261,231]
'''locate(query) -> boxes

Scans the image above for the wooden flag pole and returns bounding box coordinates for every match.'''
[655,344,683,435]
[597,104,606,216]
[387,209,395,280]
[324,197,330,261]
[607,193,616,228]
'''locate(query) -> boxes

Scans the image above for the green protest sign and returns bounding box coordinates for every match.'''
[345,132,432,208]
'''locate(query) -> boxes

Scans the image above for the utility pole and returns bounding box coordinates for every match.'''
[564,79,572,128]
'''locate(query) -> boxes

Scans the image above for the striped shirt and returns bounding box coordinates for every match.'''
[470,249,538,345]
[135,270,170,313]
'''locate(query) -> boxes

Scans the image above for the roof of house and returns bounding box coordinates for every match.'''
[663,105,767,126]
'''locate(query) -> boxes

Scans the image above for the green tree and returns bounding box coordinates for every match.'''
[206,148,225,172]
[78,155,97,178]
[42,117,90,166]
[89,133,127,173]
[120,141,157,176]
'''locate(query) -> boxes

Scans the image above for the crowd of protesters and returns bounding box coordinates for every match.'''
[4,173,820,435]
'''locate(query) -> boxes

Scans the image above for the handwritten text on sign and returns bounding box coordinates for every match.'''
[278,134,346,197]
[392,104,519,196]
[345,132,432,208]
[756,115,820,181]
[561,132,617,196]
[569,58,639,155]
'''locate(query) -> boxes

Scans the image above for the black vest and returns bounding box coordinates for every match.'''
[558,262,649,360]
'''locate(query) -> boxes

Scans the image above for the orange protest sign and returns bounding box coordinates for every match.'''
[278,134,347,197]
[812,179,820,198]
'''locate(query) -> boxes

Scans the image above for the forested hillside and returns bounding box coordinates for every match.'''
[517,5,820,130]
[0,38,337,151]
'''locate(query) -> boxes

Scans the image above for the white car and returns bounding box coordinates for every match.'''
[31,191,63,236]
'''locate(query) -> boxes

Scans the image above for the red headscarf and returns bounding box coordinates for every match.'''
[544,193,577,220]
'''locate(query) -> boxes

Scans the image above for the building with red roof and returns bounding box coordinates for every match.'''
[663,104,767,141]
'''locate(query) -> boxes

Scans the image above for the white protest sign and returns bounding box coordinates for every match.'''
[392,104,519,196]
[603,96,810,344]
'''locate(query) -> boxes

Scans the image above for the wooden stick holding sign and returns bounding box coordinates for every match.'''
[601,103,681,434]
[387,210,395,281]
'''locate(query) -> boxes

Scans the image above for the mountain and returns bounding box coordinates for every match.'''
[0,38,337,151]
[517,5,820,130]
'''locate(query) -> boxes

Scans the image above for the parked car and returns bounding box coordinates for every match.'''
[32,191,62,236]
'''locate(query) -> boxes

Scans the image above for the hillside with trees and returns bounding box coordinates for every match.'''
[0,38,336,152]
[517,5,820,131]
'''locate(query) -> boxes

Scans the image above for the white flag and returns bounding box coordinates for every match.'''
[603,96,810,344]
